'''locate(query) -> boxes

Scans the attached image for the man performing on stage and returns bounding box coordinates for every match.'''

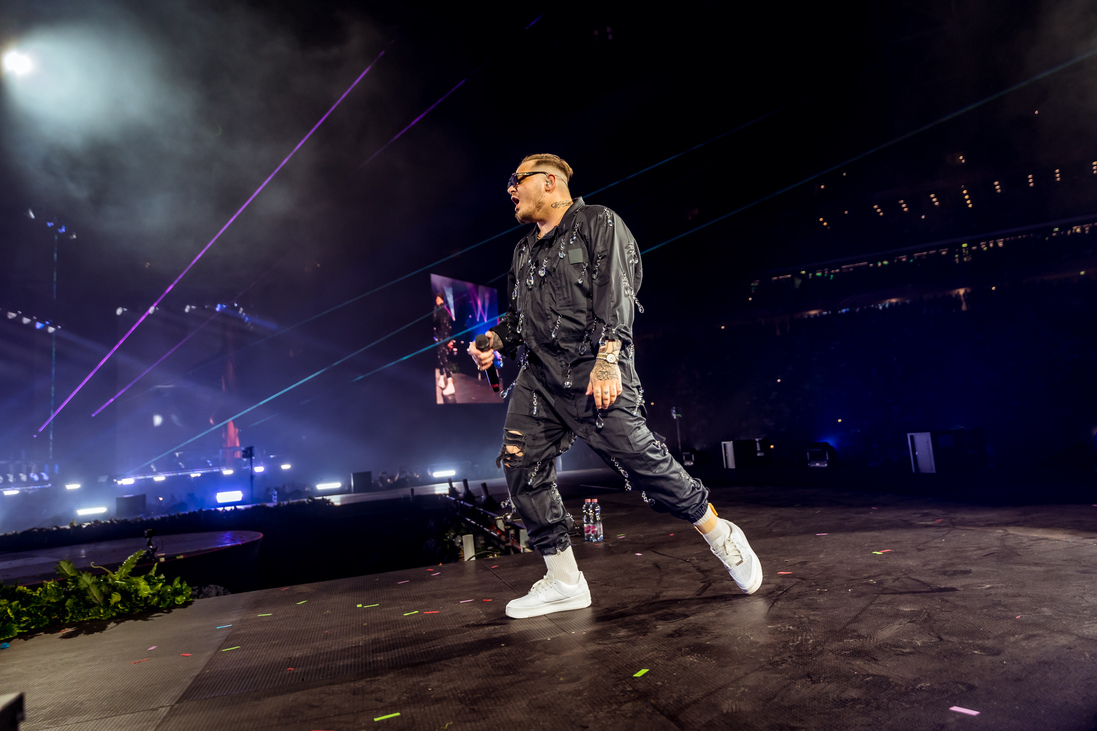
[468,153,762,618]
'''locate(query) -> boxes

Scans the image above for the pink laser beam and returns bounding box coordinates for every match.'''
[38,49,387,433]
[356,77,466,170]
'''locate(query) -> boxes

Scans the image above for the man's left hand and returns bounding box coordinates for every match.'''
[586,358,622,410]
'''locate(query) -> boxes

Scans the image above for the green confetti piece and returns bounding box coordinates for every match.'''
[374,712,401,721]
[221,646,240,652]
[633,669,649,677]
[357,604,362,607]
[364,604,379,608]
[403,611,419,616]
[872,551,883,555]
[258,613,272,616]
[297,600,307,605]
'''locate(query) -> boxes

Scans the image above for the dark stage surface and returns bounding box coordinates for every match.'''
[2,474,1097,730]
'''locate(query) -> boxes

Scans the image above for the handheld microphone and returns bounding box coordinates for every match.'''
[474,334,501,392]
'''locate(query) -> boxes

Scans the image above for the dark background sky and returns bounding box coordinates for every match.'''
[2,1,1096,482]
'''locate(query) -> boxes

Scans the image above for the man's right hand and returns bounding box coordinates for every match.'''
[468,330,500,371]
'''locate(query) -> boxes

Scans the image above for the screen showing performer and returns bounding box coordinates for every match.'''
[430,273,500,405]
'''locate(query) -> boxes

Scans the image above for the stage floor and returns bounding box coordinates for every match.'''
[2,477,1097,729]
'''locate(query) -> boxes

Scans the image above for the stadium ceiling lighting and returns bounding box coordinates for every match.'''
[65,483,81,490]
[119,477,135,485]
[2,51,32,76]
[222,469,234,475]
[280,464,291,470]
[216,491,243,504]
[432,469,456,478]
[153,475,166,482]
[3,490,18,496]
[316,482,341,490]
[76,507,108,516]
[253,465,265,473]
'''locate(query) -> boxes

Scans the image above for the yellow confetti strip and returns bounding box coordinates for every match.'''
[374,712,401,721]
[633,669,649,677]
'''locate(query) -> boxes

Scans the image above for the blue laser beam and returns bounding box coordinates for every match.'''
[38,48,388,434]
[90,254,290,417]
[642,45,1097,255]
[122,308,436,475]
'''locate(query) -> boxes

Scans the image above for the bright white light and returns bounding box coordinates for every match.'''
[77,507,108,516]
[222,469,234,476]
[280,464,291,470]
[316,482,342,490]
[433,469,456,478]
[216,491,243,504]
[2,490,18,496]
[2,51,32,76]
[152,414,163,427]
[65,483,81,490]
[253,465,265,473]
[189,472,202,478]
[153,475,166,482]
[119,477,135,485]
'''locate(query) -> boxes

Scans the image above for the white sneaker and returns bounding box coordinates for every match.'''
[710,519,763,594]
[505,572,592,618]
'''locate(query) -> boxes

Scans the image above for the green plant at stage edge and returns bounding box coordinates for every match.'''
[0,551,192,641]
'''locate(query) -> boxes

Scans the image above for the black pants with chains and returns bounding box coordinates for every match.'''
[498,357,710,556]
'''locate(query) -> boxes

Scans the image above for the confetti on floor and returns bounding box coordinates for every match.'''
[397,580,410,585]
[297,600,308,605]
[460,600,474,603]
[403,611,419,616]
[180,654,192,657]
[424,611,439,614]
[374,713,401,721]
[633,669,649,677]
[221,646,240,652]
[216,625,232,629]
[777,572,792,575]
[950,706,979,716]
[483,599,492,602]
[258,613,272,617]
[131,658,150,664]
[364,604,379,608]
[0,643,8,650]
[635,553,643,556]
[490,565,499,568]
[147,646,156,650]
[816,533,828,536]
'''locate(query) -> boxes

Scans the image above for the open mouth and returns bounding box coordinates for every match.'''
[511,195,520,210]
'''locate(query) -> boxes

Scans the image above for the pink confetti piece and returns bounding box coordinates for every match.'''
[180,654,192,657]
[490,565,499,568]
[950,706,979,716]
[131,658,150,664]
[880,549,891,553]
[431,573,441,576]
[816,533,828,536]
[281,587,289,591]
[777,572,792,575]
[147,646,157,650]
[635,553,643,556]
[483,599,492,602]
[1016,615,1021,619]
[669,533,674,536]
[397,580,410,584]
[424,611,440,614]
[460,599,474,603]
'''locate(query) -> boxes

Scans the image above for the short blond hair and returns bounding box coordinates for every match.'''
[521,153,573,184]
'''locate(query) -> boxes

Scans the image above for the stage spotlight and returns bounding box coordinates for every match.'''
[21,317,30,325]
[253,465,265,473]
[222,469,234,475]
[316,482,342,490]
[280,464,291,470]
[432,469,457,478]
[5,312,15,319]
[153,475,166,482]
[2,50,32,76]
[189,472,202,478]
[215,491,243,504]
[39,471,49,481]
[3,490,18,496]
[119,477,135,485]
[76,507,108,516]
[65,483,81,490]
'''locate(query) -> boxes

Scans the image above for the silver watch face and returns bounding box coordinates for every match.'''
[603,352,618,364]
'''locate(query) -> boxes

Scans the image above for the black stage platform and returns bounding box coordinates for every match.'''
[2,474,1097,729]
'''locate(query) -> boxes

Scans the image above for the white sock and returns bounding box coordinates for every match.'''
[544,545,581,585]
[701,518,731,548]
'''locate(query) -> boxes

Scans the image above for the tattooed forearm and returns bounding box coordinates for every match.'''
[550,199,574,209]
[597,339,620,356]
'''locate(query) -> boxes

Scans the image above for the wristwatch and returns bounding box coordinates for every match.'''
[596,352,619,365]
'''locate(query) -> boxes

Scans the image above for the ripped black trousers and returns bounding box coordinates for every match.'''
[498,359,710,556]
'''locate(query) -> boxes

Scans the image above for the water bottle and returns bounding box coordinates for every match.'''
[582,499,593,542]
[592,499,603,542]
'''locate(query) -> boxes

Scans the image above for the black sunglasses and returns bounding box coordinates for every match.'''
[507,171,551,189]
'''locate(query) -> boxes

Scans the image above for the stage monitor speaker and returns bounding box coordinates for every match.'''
[351,471,373,493]
[116,493,147,518]
[0,692,24,731]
